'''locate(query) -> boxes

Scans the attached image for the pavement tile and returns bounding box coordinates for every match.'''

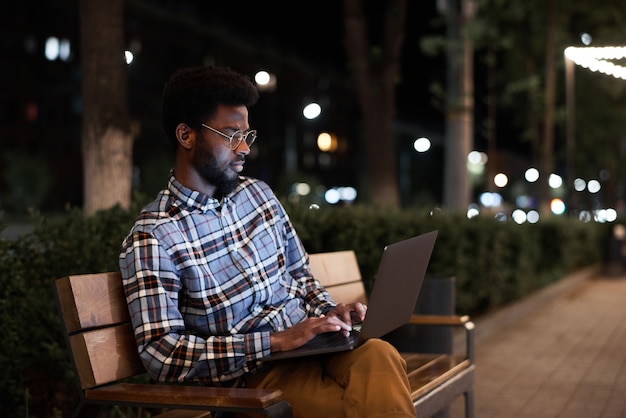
[447,273,626,418]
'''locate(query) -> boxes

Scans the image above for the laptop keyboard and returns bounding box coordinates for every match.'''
[308,329,360,349]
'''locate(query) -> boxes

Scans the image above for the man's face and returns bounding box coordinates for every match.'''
[193,105,251,196]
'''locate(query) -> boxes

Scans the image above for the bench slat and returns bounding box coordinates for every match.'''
[57,272,128,333]
[85,383,285,409]
[323,281,367,305]
[70,323,145,388]
[403,354,471,398]
[154,410,211,418]
[308,251,361,286]
[411,359,472,399]
[309,250,367,304]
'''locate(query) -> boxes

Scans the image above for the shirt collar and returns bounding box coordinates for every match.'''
[167,171,221,212]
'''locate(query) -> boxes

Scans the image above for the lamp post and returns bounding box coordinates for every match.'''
[564,51,575,212]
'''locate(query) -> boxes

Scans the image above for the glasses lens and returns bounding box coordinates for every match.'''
[245,130,257,146]
[229,131,244,149]
[228,130,257,149]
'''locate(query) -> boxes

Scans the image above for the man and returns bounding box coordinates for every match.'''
[119,65,416,417]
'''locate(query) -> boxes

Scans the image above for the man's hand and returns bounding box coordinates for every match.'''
[269,303,368,353]
[269,314,352,353]
[325,302,367,328]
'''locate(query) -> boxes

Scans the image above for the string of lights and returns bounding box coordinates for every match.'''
[564,46,626,80]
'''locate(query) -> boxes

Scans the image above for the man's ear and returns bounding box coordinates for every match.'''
[176,123,193,150]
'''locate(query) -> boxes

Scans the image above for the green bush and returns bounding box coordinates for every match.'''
[0,202,610,417]
[0,206,138,418]
[287,203,606,313]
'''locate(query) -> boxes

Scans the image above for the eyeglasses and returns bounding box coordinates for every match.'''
[200,123,257,150]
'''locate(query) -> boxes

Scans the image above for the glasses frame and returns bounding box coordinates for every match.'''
[200,123,257,150]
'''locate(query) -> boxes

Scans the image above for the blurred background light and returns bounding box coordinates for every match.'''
[524,167,539,183]
[255,71,270,85]
[494,173,508,188]
[413,137,431,152]
[550,198,566,215]
[580,32,592,45]
[303,102,321,119]
[479,192,503,207]
[548,173,563,189]
[573,178,586,191]
[494,213,507,222]
[587,179,601,193]
[325,188,340,204]
[466,204,480,219]
[254,70,277,91]
[317,132,338,152]
[339,186,357,202]
[579,211,592,223]
[467,150,487,164]
[294,182,311,196]
[59,38,71,61]
[324,186,357,204]
[512,209,527,224]
[564,46,626,80]
[605,208,618,222]
[527,210,540,224]
[45,37,59,61]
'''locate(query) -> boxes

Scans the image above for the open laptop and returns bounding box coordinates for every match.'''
[262,230,438,361]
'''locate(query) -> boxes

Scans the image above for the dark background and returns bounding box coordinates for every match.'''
[1,0,532,213]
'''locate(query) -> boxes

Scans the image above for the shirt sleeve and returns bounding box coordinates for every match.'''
[119,230,270,385]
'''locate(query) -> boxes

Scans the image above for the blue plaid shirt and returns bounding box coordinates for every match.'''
[119,173,335,385]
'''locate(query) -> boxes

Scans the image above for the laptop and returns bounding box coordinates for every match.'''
[262,230,438,361]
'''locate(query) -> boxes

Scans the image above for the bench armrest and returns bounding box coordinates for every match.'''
[407,314,471,326]
[407,314,475,364]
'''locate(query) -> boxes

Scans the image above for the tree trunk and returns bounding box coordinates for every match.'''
[343,0,406,207]
[442,0,475,212]
[539,0,557,217]
[79,0,133,216]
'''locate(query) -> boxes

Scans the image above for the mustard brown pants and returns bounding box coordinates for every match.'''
[247,338,416,418]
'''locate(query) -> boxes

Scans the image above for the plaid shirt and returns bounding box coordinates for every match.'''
[119,173,335,385]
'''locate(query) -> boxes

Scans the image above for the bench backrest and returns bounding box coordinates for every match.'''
[55,251,364,391]
[55,272,144,390]
[308,250,366,304]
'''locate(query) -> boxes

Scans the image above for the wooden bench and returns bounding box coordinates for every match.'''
[55,250,474,418]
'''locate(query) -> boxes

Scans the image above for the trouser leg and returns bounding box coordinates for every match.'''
[247,338,415,418]
[246,355,344,418]
[324,338,416,418]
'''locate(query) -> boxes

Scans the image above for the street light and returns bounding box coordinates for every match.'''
[563,46,626,212]
[564,46,626,79]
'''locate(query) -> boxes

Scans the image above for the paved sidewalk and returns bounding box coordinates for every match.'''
[448,270,626,418]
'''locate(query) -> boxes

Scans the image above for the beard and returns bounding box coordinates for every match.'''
[192,142,240,197]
